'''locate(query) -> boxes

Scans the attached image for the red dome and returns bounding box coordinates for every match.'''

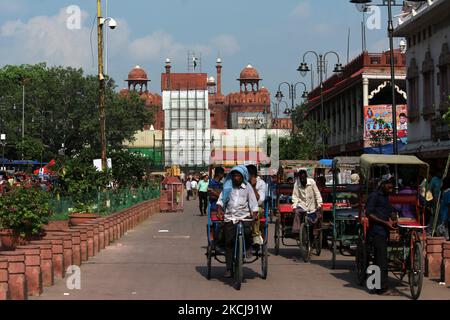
[239,64,261,80]
[127,65,148,81]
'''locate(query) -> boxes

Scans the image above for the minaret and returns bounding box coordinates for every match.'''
[165,58,171,90]
[216,58,222,96]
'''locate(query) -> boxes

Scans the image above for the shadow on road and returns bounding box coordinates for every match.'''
[195,266,263,289]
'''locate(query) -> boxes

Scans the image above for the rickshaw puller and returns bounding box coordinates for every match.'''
[291,169,323,232]
[366,176,398,295]
[216,166,259,278]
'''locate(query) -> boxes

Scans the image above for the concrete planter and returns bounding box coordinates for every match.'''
[0,251,27,300]
[16,245,43,297]
[0,229,19,251]
[69,213,100,227]
[70,227,88,262]
[42,238,65,279]
[0,257,10,300]
[29,240,54,287]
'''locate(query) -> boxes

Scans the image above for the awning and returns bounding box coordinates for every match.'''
[360,154,429,178]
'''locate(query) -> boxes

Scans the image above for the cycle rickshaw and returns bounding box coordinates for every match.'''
[273,160,329,262]
[205,196,269,290]
[327,157,362,269]
[355,154,428,300]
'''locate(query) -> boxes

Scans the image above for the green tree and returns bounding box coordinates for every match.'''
[279,104,329,160]
[0,63,152,162]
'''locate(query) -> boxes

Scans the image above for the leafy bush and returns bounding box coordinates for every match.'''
[0,185,52,237]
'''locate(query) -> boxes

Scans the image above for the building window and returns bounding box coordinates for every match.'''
[407,58,419,121]
[439,43,450,114]
[422,51,435,119]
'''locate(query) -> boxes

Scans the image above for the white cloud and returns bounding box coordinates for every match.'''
[0,7,94,71]
[0,8,240,74]
[128,32,239,62]
[291,1,311,19]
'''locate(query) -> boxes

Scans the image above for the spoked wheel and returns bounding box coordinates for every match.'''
[274,217,280,256]
[355,226,368,286]
[261,242,268,279]
[233,234,244,290]
[315,228,323,256]
[299,223,311,263]
[206,244,212,280]
[408,241,424,300]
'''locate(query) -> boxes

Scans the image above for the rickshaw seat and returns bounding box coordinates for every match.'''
[278,204,293,214]
[389,194,417,205]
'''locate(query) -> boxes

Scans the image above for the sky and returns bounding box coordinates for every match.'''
[0,0,405,103]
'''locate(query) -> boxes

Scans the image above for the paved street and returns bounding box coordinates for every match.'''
[34,199,449,300]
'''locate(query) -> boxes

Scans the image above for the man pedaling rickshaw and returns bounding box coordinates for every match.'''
[291,169,323,234]
[216,165,259,278]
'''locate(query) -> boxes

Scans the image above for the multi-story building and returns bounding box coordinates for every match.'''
[303,50,407,156]
[394,0,450,164]
[161,59,211,167]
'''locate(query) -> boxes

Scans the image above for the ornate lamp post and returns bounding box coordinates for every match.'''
[297,51,343,157]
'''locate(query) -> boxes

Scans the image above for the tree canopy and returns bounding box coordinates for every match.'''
[0,63,152,162]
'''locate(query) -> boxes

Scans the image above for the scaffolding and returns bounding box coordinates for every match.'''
[163,87,210,168]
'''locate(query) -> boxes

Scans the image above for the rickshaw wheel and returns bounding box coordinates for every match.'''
[355,228,368,286]
[408,241,424,300]
[206,244,212,280]
[274,218,281,256]
[261,242,268,279]
[233,235,244,290]
[299,223,311,263]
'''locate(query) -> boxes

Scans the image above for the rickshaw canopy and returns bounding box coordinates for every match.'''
[360,154,429,179]
[332,157,361,170]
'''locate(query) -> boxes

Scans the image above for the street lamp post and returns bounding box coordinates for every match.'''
[297,51,343,158]
[350,0,425,155]
[275,82,309,115]
[1,134,6,171]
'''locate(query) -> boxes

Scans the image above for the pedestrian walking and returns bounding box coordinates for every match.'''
[198,174,210,216]
[216,165,259,278]
[185,178,192,201]
[191,178,198,200]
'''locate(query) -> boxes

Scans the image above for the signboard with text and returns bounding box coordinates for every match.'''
[363,104,408,153]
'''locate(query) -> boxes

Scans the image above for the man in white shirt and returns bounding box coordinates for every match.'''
[190,178,198,200]
[185,178,192,201]
[217,166,259,278]
[292,169,323,231]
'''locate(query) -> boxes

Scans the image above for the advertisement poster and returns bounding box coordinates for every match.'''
[363,104,408,154]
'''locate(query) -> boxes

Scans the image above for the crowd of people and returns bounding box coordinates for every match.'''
[0,172,53,194]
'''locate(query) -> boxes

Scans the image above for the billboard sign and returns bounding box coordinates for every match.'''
[363,104,408,153]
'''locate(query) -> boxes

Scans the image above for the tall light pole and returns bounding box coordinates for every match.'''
[97,0,107,171]
[20,78,30,160]
[297,51,343,158]
[1,134,6,171]
[350,0,425,155]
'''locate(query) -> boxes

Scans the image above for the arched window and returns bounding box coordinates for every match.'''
[422,50,435,119]
[407,58,419,121]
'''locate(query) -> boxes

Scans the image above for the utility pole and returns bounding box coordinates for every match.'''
[97,0,107,171]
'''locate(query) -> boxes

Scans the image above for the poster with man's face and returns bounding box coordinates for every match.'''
[363,104,408,148]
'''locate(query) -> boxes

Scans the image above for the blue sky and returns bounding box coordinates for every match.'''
[0,0,404,102]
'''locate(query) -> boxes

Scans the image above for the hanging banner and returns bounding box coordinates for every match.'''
[363,104,408,153]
